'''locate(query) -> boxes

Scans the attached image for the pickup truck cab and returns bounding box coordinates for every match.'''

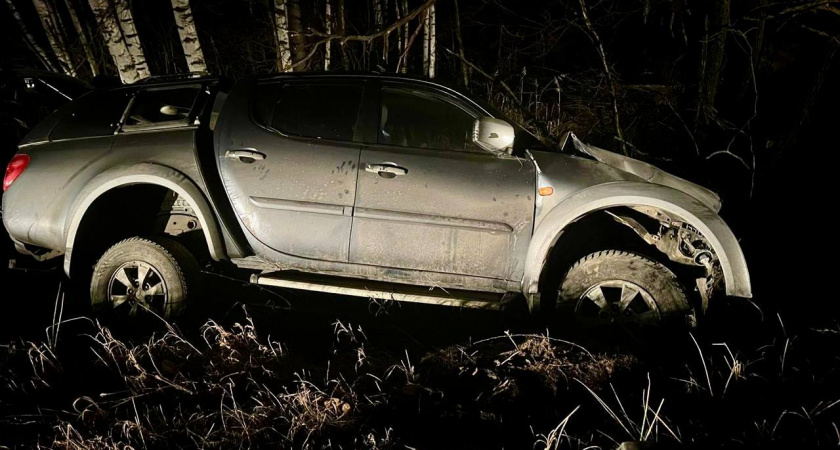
[2,73,751,327]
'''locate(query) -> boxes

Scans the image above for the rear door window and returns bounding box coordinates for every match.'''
[122,84,202,131]
[254,82,364,142]
[50,90,131,140]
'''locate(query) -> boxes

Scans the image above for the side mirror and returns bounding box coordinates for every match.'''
[160,105,180,116]
[472,117,515,155]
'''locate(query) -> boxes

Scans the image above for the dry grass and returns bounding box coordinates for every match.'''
[1,310,839,449]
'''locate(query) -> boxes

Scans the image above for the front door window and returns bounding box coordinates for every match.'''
[378,86,476,152]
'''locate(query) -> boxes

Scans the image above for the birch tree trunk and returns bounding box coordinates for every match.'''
[453,0,468,87]
[287,0,306,70]
[373,0,382,30]
[337,0,348,69]
[46,0,77,72]
[113,0,150,79]
[324,0,332,70]
[428,4,435,78]
[32,0,76,75]
[422,8,429,75]
[400,0,408,73]
[171,0,206,73]
[394,0,402,54]
[88,0,139,83]
[5,0,57,71]
[422,4,435,78]
[273,0,292,72]
[65,0,98,76]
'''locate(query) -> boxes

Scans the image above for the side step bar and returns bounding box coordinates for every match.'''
[250,272,511,310]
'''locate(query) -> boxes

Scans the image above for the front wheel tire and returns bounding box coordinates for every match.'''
[90,237,200,321]
[558,250,693,329]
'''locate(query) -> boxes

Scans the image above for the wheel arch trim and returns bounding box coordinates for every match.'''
[63,163,226,276]
[522,182,752,298]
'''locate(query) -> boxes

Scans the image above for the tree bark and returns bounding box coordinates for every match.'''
[453,0,468,87]
[400,0,408,73]
[337,0,348,69]
[396,12,423,73]
[373,0,382,30]
[423,5,435,78]
[287,0,306,70]
[5,0,57,71]
[171,0,206,73]
[113,0,150,79]
[32,0,76,75]
[422,4,435,78]
[88,0,139,83]
[394,0,402,54]
[273,0,292,72]
[47,0,77,72]
[422,9,428,73]
[324,0,332,70]
[65,0,99,76]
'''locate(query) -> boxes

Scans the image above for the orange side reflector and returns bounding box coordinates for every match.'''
[538,186,554,196]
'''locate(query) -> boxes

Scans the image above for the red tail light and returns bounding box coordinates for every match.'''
[4,154,30,192]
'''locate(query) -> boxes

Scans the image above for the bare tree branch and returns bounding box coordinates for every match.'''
[290,0,435,69]
[4,0,57,71]
[396,17,425,73]
[577,0,627,155]
[706,150,751,171]
[452,0,469,87]
[746,0,835,20]
[442,47,520,107]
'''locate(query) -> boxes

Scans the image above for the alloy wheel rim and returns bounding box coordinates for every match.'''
[107,261,168,316]
[576,280,660,325]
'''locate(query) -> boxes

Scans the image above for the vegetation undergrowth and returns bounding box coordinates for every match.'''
[1,298,838,449]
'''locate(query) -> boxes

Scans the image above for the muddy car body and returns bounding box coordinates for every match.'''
[2,73,750,325]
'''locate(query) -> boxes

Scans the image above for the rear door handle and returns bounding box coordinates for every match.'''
[365,163,408,178]
[225,149,266,163]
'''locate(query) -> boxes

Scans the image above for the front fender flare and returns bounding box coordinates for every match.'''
[522,182,752,298]
[63,163,226,276]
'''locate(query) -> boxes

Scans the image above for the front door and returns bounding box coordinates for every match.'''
[350,82,535,280]
[217,79,366,262]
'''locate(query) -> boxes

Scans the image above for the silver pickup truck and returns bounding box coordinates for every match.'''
[2,73,750,327]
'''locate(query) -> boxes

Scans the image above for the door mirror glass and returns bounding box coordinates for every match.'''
[472,117,515,155]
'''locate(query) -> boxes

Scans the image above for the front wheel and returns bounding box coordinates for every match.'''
[90,237,200,321]
[557,250,693,329]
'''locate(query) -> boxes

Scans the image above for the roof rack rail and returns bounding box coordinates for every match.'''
[132,72,212,84]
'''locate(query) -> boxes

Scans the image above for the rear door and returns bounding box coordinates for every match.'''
[216,79,366,262]
[349,81,535,280]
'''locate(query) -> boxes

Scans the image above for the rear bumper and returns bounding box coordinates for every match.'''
[9,235,63,262]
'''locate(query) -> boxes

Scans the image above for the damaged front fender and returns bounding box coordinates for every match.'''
[567,133,723,212]
[521,181,752,299]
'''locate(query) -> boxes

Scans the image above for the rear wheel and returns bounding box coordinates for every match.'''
[558,250,693,329]
[90,237,200,321]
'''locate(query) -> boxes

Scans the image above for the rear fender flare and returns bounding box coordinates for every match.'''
[522,182,752,299]
[63,163,225,276]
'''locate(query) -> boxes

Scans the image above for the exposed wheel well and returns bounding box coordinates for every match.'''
[69,184,209,280]
[536,208,710,314]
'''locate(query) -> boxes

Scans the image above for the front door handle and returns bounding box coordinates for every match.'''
[225,149,266,163]
[365,163,408,178]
